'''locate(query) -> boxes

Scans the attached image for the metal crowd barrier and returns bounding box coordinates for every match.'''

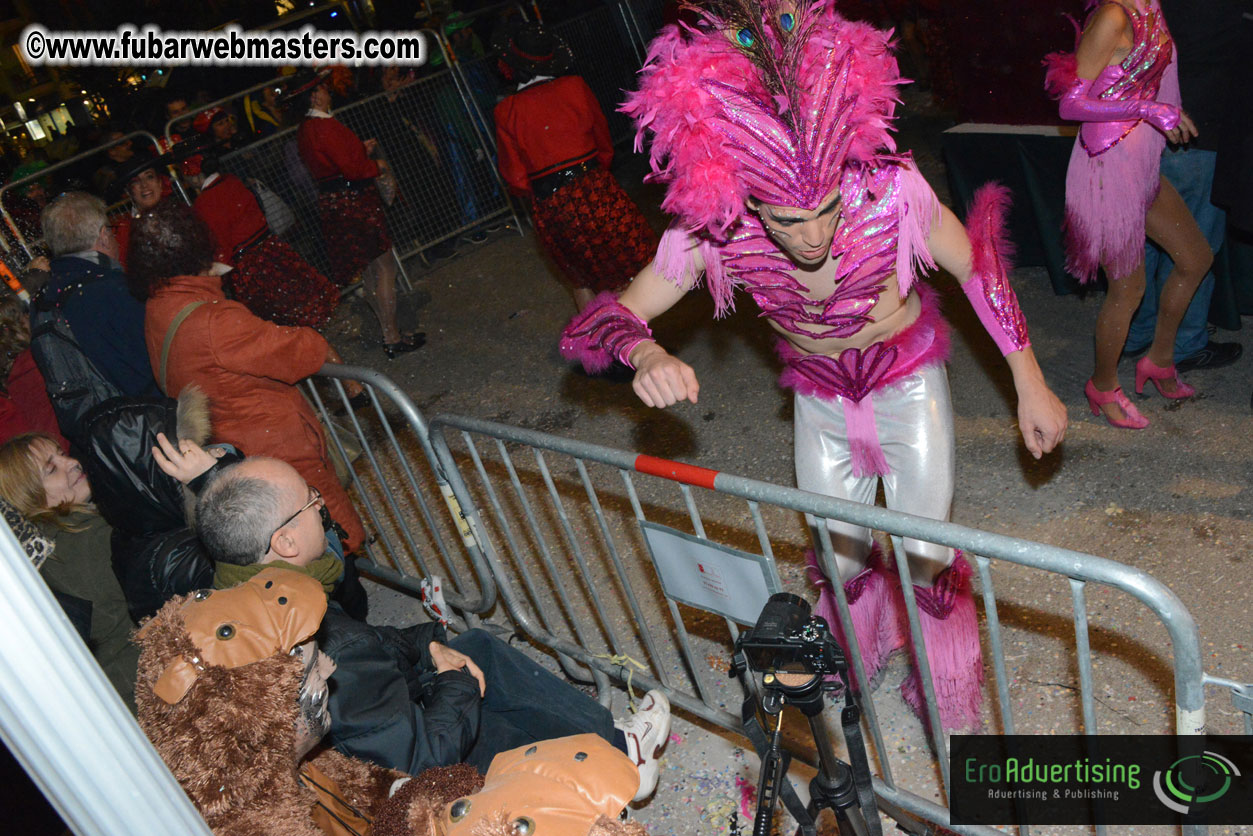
[1,362,1250,835]
[419,411,1222,836]
[304,365,496,618]
[299,363,1252,834]
[0,0,667,277]
[0,130,172,263]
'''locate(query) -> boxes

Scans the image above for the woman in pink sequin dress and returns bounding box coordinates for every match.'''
[1046,0,1211,428]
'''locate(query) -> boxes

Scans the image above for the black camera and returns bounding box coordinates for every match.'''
[737,592,845,677]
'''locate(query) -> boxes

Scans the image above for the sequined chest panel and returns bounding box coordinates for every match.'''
[1098,0,1173,102]
[714,164,903,341]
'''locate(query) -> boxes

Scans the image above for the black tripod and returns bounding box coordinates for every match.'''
[732,652,882,836]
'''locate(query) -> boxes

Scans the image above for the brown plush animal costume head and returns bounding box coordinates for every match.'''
[136,568,651,836]
[373,735,648,836]
[135,569,328,822]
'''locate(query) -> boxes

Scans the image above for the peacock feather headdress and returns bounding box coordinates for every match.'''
[622,0,903,238]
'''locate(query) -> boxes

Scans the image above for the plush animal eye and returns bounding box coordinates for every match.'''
[780,12,795,31]
[215,624,235,640]
[449,799,471,822]
[736,28,754,47]
[510,817,535,836]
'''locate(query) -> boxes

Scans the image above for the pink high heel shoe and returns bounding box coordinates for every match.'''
[1084,379,1149,429]
[1134,356,1195,399]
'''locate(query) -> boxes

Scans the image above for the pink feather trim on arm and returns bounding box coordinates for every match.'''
[963,183,1030,356]
[559,293,653,373]
[1042,52,1078,100]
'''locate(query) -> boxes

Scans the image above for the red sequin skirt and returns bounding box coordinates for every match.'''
[228,235,340,328]
[533,167,657,293]
[316,186,392,286]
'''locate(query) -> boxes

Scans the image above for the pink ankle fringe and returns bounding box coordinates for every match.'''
[806,545,906,691]
[900,553,985,731]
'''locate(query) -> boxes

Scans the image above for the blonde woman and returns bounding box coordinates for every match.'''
[0,432,138,708]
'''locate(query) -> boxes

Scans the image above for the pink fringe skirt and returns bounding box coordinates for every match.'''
[1063,122,1164,284]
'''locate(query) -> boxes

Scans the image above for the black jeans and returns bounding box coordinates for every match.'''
[448,629,617,772]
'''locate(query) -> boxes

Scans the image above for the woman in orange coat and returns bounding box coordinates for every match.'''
[129,202,366,553]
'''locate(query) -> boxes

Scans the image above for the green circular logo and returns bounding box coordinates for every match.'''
[1152,752,1239,815]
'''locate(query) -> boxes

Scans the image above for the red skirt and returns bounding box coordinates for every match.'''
[533,167,657,293]
[229,236,340,328]
[316,187,392,286]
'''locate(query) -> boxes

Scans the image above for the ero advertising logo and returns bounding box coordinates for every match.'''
[950,735,1253,826]
[1152,751,1240,815]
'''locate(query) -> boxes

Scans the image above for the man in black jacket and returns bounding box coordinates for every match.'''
[193,456,672,802]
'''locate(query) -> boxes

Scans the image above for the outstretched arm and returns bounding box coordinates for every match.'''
[619,261,701,408]
[560,234,704,408]
[927,201,1068,458]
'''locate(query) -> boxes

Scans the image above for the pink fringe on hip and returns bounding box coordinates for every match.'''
[1063,123,1164,284]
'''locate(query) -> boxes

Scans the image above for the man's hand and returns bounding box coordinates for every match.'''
[363,138,379,156]
[429,642,486,697]
[1006,349,1067,459]
[630,342,700,408]
[1164,110,1198,146]
[1015,377,1068,458]
[152,432,226,484]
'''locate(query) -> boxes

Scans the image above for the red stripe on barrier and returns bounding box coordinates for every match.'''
[633,455,720,489]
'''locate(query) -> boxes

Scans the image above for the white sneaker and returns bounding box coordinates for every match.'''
[615,689,671,802]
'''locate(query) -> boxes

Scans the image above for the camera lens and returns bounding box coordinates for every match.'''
[766,592,809,615]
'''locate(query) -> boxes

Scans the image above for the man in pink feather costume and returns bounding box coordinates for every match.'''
[560,0,1068,730]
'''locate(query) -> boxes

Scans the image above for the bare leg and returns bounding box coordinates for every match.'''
[1090,258,1146,422]
[362,251,400,343]
[573,287,596,313]
[1143,177,1213,391]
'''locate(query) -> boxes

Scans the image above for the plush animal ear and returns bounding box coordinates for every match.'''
[370,764,484,836]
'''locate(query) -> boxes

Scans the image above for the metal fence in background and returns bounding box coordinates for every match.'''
[551,3,646,144]
[0,130,171,262]
[0,0,669,279]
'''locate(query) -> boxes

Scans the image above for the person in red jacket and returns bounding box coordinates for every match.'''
[492,23,657,314]
[188,153,339,328]
[0,289,67,448]
[294,73,423,360]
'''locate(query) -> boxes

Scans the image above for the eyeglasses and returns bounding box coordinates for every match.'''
[264,486,323,555]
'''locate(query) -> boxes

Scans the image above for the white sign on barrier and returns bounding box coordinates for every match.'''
[639,521,780,625]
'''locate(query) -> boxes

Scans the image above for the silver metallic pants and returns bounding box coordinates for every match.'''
[794,363,955,586]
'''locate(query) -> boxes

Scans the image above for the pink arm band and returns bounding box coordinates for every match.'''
[962,184,1030,356]
[1058,77,1180,132]
[559,292,653,372]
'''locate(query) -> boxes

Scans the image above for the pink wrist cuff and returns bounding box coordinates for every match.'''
[964,184,1029,356]
[559,292,653,372]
